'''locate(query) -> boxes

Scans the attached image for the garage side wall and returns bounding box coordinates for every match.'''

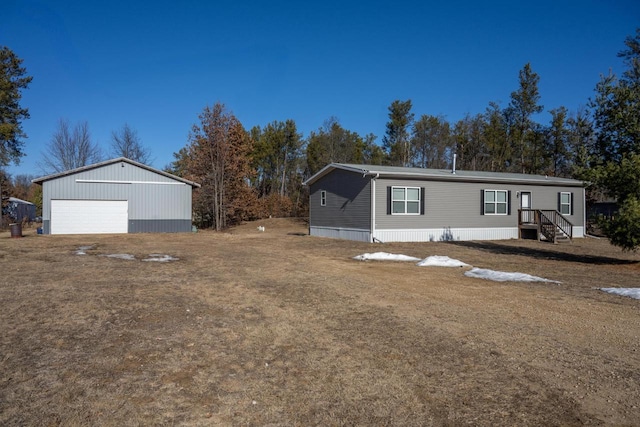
[42,162,193,234]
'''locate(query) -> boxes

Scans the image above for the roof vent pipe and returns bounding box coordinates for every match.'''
[452,153,457,174]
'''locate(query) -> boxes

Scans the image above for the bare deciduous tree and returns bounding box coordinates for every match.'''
[110,123,151,164]
[39,119,102,173]
[11,174,34,200]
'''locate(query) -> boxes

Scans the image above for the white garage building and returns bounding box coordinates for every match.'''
[33,157,200,235]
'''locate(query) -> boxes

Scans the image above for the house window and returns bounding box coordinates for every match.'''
[484,190,508,215]
[320,191,326,206]
[559,192,571,215]
[392,187,420,214]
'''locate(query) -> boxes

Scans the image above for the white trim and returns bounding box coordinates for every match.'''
[582,188,586,234]
[320,190,326,206]
[76,179,185,186]
[375,227,519,242]
[519,191,532,209]
[310,225,585,243]
[483,189,509,215]
[391,186,421,215]
[7,197,35,205]
[370,177,376,242]
[573,226,585,238]
[559,191,571,215]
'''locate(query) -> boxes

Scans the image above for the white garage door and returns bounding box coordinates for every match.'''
[51,200,128,234]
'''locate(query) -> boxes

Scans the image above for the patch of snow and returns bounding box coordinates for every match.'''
[101,254,136,261]
[416,256,470,268]
[464,267,560,283]
[74,245,94,255]
[599,287,640,300]
[142,254,179,262]
[353,252,421,262]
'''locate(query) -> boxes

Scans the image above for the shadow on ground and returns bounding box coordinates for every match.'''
[446,240,639,266]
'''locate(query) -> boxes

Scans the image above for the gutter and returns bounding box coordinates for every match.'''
[366,172,379,243]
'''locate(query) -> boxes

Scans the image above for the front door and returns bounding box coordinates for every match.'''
[520,192,532,223]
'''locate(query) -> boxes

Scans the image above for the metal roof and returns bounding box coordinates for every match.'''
[303,163,585,187]
[7,197,35,205]
[32,157,201,188]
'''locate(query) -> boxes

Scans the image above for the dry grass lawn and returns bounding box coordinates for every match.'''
[1,218,639,426]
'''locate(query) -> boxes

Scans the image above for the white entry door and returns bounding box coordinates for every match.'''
[51,200,128,234]
[520,192,532,223]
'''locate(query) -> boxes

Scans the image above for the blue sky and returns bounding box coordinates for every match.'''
[3,0,639,178]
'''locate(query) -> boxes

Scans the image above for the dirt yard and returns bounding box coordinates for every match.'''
[1,218,639,426]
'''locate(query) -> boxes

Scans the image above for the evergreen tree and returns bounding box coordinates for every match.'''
[567,108,595,174]
[589,29,640,251]
[483,102,510,172]
[506,63,544,173]
[382,99,414,166]
[453,114,490,171]
[165,147,190,177]
[0,46,32,166]
[594,154,640,251]
[306,117,367,175]
[362,134,385,165]
[591,28,640,163]
[547,107,570,177]
[250,120,303,199]
[528,124,550,175]
[411,114,452,169]
[0,170,11,226]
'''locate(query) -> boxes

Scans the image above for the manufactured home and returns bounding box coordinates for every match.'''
[304,163,585,243]
[33,158,200,235]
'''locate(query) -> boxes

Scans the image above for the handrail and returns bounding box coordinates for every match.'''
[518,209,574,242]
[539,210,558,242]
[539,210,573,240]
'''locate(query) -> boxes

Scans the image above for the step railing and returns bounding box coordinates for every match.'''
[518,209,573,242]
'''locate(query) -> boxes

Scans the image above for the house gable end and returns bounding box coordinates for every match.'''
[309,168,371,232]
[33,157,200,188]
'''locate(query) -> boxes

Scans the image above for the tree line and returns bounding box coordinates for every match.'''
[1,29,639,249]
[166,62,592,230]
[380,65,594,177]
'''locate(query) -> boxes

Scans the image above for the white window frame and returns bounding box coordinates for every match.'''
[559,192,571,215]
[320,190,326,206]
[391,186,421,215]
[484,189,508,215]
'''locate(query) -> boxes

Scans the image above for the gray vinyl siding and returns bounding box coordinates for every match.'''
[41,161,193,233]
[129,219,192,233]
[309,168,371,230]
[375,178,583,230]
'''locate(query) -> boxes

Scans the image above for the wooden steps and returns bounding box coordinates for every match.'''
[518,209,574,243]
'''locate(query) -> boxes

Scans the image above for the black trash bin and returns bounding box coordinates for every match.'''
[9,223,23,238]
